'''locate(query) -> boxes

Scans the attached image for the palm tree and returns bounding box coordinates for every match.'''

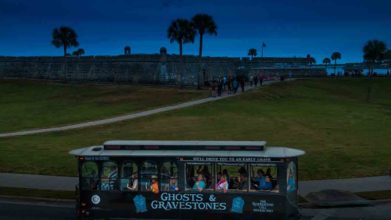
[191,14,217,58]
[306,54,316,69]
[248,48,257,59]
[323,58,331,66]
[51,26,79,57]
[363,40,387,75]
[323,58,331,73]
[167,19,195,58]
[362,40,387,102]
[72,48,85,57]
[331,52,342,75]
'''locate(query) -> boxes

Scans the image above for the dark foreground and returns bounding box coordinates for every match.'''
[0,198,74,220]
[1,198,391,220]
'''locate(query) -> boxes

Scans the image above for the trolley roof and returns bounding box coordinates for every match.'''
[103,140,267,151]
[69,140,305,158]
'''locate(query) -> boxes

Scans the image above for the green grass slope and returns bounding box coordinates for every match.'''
[0,80,208,132]
[0,78,389,180]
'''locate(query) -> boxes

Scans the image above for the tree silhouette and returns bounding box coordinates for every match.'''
[191,14,217,58]
[306,54,316,68]
[51,26,79,57]
[248,48,257,59]
[323,58,331,65]
[331,52,342,75]
[363,40,387,75]
[72,48,85,57]
[167,19,195,58]
[323,58,331,73]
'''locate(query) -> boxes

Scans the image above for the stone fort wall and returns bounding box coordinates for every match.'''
[0,55,325,86]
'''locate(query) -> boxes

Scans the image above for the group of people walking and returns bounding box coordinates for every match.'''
[207,74,265,97]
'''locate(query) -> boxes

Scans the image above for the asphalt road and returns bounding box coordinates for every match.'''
[0,199,74,220]
[1,198,391,220]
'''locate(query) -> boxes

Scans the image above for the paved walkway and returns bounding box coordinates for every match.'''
[298,176,391,196]
[1,173,390,196]
[0,80,281,138]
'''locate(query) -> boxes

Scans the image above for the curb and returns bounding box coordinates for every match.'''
[0,194,74,203]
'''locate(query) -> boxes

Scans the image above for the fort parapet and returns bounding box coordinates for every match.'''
[0,54,326,85]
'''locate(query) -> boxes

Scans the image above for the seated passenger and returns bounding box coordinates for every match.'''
[256,169,265,180]
[193,174,206,192]
[252,169,264,188]
[238,173,248,190]
[151,176,159,194]
[169,177,179,191]
[216,175,228,192]
[127,173,138,191]
[216,172,222,182]
[230,176,240,189]
[259,175,273,190]
[197,166,211,187]
[222,169,230,184]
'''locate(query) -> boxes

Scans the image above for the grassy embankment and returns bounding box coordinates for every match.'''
[0,78,390,180]
[0,79,208,132]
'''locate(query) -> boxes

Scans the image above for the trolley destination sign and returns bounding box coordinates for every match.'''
[180,156,281,163]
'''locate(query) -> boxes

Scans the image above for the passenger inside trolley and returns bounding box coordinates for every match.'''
[193,174,206,192]
[126,173,138,191]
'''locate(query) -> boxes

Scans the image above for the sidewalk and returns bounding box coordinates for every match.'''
[0,80,282,138]
[1,172,390,196]
[299,176,391,196]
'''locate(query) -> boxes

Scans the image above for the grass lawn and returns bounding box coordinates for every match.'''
[0,79,208,132]
[0,78,390,180]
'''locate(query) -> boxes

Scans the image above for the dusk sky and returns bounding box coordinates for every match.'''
[0,0,390,63]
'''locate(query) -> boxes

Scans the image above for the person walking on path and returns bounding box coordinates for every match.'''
[210,79,217,97]
[253,75,258,87]
[233,76,239,94]
[227,74,232,94]
[259,74,264,86]
[217,78,223,97]
[223,75,227,91]
[239,76,245,92]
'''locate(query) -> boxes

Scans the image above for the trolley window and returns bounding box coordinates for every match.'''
[185,163,213,191]
[120,161,138,192]
[80,161,99,190]
[250,164,279,193]
[140,160,158,192]
[216,164,249,192]
[100,161,118,191]
[160,161,178,192]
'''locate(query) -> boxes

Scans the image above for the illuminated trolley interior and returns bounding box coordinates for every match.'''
[70,140,305,219]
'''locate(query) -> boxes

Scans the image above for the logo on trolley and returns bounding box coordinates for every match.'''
[91,194,101,205]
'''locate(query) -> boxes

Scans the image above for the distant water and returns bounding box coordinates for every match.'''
[325,67,390,76]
